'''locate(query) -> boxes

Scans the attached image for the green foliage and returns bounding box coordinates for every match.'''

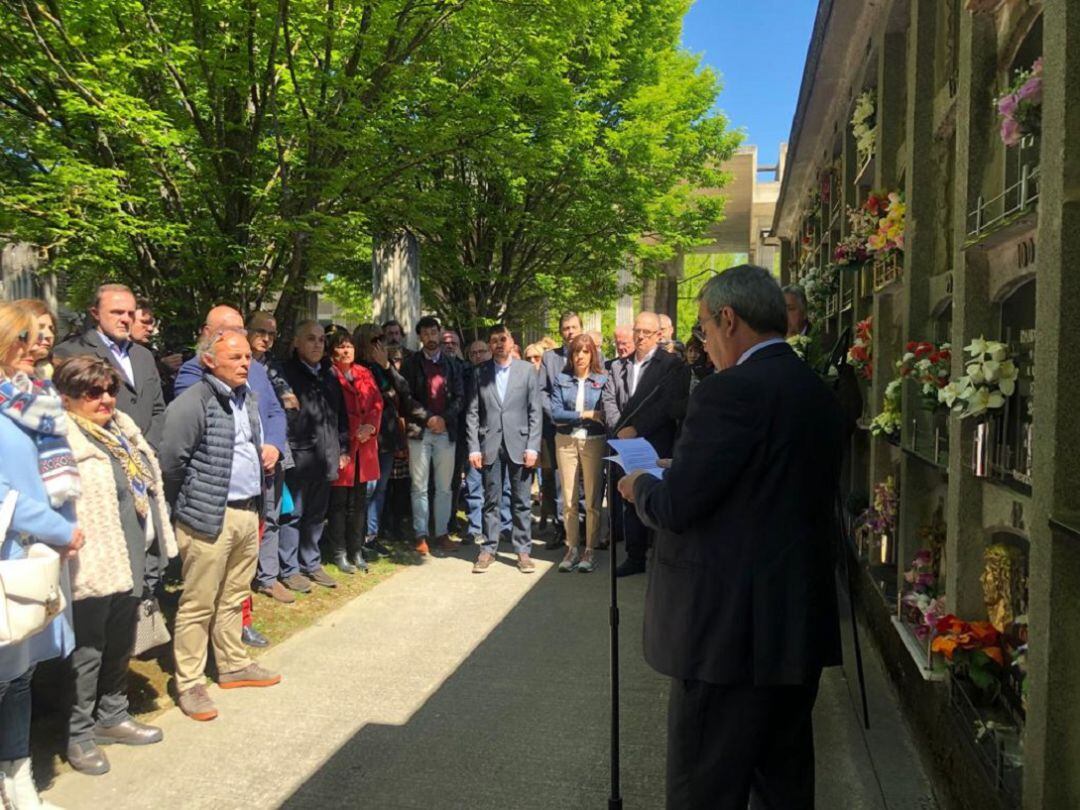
[0,0,736,337]
[676,252,746,340]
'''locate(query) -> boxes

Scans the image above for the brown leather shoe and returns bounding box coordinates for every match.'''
[472,551,495,573]
[257,581,296,604]
[517,553,536,573]
[433,534,457,553]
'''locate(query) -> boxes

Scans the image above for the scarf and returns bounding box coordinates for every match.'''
[69,412,153,520]
[0,371,81,507]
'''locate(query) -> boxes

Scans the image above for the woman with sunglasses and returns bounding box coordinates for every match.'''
[14,299,57,380]
[0,302,83,806]
[53,355,175,775]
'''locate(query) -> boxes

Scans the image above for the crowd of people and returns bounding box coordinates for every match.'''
[0,274,815,807]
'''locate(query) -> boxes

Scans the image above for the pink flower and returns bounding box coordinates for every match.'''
[1017,75,1042,105]
[1032,57,1043,76]
[997,93,1018,118]
[1001,116,1022,147]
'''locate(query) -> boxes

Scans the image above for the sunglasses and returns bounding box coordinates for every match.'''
[371,335,384,343]
[525,355,542,361]
[252,329,278,339]
[691,324,706,342]
[16,329,31,343]
[83,384,119,400]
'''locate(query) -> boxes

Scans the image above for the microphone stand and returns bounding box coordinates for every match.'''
[604,363,680,810]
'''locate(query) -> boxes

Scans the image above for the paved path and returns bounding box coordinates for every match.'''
[44,543,937,809]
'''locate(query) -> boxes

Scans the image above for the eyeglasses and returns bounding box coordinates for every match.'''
[525,355,542,361]
[632,328,656,337]
[252,329,277,339]
[371,334,384,343]
[83,384,119,400]
[691,323,706,342]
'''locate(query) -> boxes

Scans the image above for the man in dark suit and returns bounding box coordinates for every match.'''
[54,283,166,448]
[619,264,845,809]
[467,324,543,574]
[600,311,689,577]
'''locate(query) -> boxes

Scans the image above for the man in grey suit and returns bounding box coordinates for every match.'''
[467,324,543,573]
[54,283,166,449]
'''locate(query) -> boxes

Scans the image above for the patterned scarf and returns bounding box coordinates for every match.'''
[0,371,81,507]
[69,412,153,520]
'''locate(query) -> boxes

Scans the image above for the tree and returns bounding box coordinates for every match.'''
[0,0,567,335]
[367,0,740,334]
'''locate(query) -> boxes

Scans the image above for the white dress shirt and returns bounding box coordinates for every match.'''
[96,330,134,386]
[629,347,658,397]
[737,337,788,366]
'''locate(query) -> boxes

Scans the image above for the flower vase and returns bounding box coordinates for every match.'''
[972,419,995,478]
[878,533,896,566]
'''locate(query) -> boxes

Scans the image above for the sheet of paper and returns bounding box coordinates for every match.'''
[606,438,665,477]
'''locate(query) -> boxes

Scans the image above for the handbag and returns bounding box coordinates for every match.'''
[131,597,171,657]
[0,490,67,647]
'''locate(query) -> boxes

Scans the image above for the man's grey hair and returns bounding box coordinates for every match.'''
[782,284,808,315]
[91,283,134,311]
[698,265,788,336]
[197,326,247,365]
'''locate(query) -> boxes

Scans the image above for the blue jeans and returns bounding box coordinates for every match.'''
[408,432,455,538]
[0,667,33,760]
[366,451,394,538]
[256,469,284,588]
[466,464,511,537]
[280,469,331,576]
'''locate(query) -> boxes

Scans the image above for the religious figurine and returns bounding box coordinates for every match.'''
[980,543,1028,633]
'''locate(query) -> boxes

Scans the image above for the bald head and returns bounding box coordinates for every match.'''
[202,305,244,338]
[633,312,661,360]
[293,320,326,366]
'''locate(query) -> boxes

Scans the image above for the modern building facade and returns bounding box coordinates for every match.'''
[773,1,1077,807]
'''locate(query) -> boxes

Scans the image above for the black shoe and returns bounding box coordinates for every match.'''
[333,553,357,575]
[67,740,110,775]
[459,533,476,546]
[615,558,647,578]
[242,626,269,647]
[363,539,391,559]
[349,551,369,573]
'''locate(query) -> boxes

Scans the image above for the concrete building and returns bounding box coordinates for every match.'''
[773,1,1076,808]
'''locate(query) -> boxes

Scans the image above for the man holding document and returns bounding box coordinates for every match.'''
[619,265,845,809]
[601,311,688,577]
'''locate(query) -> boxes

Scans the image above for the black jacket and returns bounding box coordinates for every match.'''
[600,349,690,458]
[282,356,349,481]
[399,350,465,442]
[632,342,845,686]
[361,360,411,454]
[54,330,166,448]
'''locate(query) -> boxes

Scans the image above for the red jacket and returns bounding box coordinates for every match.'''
[330,363,384,486]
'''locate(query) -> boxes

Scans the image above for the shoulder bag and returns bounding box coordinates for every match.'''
[0,490,67,646]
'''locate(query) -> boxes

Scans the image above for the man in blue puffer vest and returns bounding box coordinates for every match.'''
[161,329,282,723]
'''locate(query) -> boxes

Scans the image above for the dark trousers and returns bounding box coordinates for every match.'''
[481,447,533,555]
[666,676,820,810]
[281,469,331,576]
[0,667,34,760]
[256,468,284,588]
[69,593,139,744]
[326,477,368,559]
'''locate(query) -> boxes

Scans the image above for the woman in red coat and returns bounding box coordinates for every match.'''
[325,329,384,573]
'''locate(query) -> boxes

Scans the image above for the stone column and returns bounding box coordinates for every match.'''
[944,10,998,619]
[896,0,940,591]
[1024,1,1080,805]
[372,232,420,350]
[875,31,908,191]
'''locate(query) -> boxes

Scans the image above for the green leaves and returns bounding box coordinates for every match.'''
[0,0,736,337]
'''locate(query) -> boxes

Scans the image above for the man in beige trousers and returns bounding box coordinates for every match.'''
[160,329,281,721]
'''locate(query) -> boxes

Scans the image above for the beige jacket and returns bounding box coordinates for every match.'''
[66,410,177,600]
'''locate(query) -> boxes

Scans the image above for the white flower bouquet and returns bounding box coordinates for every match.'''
[939,337,1019,418]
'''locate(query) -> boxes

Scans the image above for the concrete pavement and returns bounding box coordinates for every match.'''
[43,541,937,809]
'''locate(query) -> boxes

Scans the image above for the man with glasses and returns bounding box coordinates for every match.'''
[131,298,185,402]
[601,311,689,577]
[55,283,167,448]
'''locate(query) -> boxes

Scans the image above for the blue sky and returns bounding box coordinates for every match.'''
[682,0,819,168]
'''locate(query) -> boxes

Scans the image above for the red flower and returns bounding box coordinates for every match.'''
[906,341,917,352]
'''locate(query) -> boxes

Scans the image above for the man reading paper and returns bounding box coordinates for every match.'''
[619,265,845,810]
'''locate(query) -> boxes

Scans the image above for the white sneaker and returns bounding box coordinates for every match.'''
[576,550,597,573]
[558,547,580,572]
[0,759,64,809]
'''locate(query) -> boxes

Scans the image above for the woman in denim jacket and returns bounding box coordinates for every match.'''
[548,334,607,573]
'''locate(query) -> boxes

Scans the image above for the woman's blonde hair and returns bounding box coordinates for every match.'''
[0,302,35,373]
[524,343,545,360]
